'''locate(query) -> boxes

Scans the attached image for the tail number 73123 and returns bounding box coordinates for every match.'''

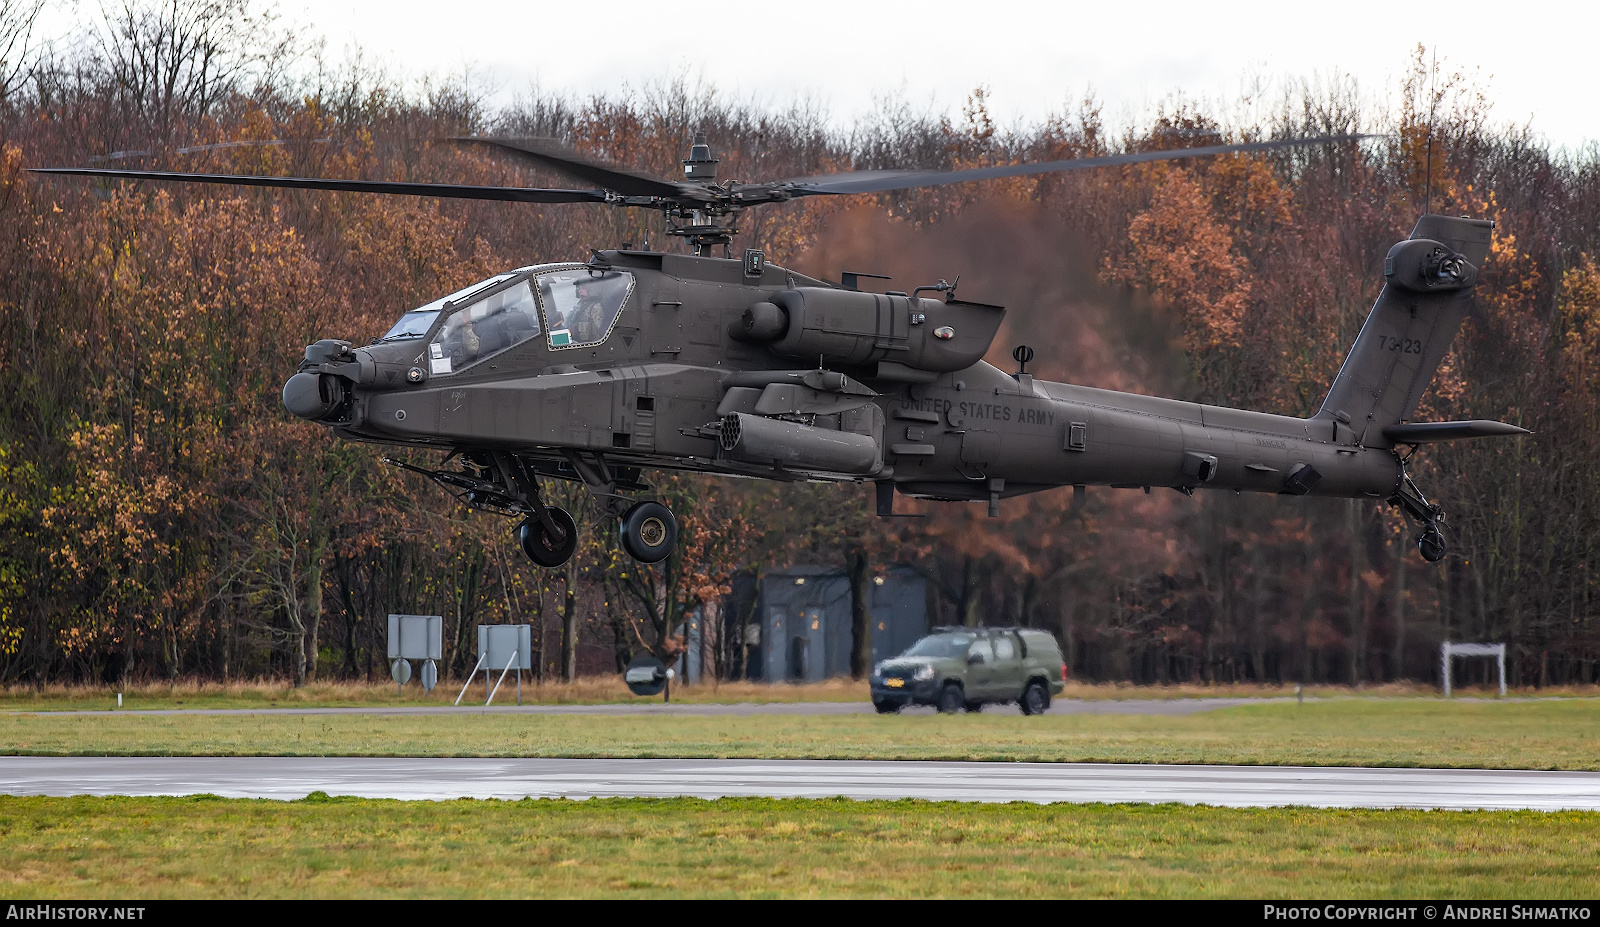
[1377,336,1426,354]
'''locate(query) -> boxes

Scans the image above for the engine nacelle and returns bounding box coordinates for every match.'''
[739,287,1005,373]
[730,301,789,341]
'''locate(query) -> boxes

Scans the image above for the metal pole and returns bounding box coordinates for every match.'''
[454,652,489,706]
[1497,645,1506,697]
[1441,642,1452,698]
[517,667,521,706]
[488,651,518,706]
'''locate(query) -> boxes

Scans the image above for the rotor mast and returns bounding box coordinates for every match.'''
[668,133,739,256]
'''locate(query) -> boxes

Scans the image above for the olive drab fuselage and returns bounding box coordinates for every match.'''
[303,250,1390,508]
[286,214,1512,541]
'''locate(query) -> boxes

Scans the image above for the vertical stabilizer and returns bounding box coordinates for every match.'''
[1317,215,1494,445]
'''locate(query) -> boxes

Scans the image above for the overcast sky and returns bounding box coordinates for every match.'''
[42,0,1600,152]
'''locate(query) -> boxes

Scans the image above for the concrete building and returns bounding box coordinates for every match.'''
[688,565,929,682]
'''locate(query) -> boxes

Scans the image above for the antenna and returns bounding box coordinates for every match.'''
[1012,344,1034,376]
[1424,46,1436,216]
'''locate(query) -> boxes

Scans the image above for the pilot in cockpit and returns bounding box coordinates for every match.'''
[570,281,608,342]
[459,317,481,360]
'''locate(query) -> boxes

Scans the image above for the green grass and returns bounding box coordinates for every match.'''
[0,795,1595,898]
[5,700,1599,770]
[11,679,1576,712]
[0,677,875,711]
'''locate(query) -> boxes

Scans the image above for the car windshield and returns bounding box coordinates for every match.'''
[901,633,975,659]
[381,274,517,341]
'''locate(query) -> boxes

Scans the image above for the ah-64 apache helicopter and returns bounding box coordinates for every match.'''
[36,132,1528,568]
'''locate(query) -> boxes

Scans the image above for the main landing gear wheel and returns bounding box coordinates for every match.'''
[1418,526,1448,563]
[518,507,578,568]
[619,501,678,564]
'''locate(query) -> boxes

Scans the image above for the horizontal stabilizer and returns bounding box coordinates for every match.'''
[1382,420,1531,443]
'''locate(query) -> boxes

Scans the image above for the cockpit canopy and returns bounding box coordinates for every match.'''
[381,266,635,376]
[536,269,632,347]
[381,273,517,343]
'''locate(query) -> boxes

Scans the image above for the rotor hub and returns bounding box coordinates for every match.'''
[682,132,719,183]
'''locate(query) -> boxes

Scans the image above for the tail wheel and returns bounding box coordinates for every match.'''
[619,501,678,564]
[937,683,965,714]
[1020,680,1050,716]
[1418,526,1448,563]
[518,507,578,568]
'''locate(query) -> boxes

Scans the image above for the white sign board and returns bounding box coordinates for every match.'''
[387,614,443,661]
[478,624,533,671]
[1441,641,1506,697]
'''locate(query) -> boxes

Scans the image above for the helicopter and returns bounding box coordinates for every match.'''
[34,132,1528,568]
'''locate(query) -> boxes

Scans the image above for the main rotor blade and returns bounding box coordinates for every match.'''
[783,135,1371,196]
[29,167,609,204]
[450,137,685,199]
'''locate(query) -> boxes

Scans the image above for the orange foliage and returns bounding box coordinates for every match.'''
[1107,168,1252,387]
[0,17,1593,687]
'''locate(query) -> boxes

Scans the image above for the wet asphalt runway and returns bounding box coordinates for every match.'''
[3,756,1596,810]
[12,697,1286,718]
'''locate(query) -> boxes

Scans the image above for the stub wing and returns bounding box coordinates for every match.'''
[1381,420,1532,443]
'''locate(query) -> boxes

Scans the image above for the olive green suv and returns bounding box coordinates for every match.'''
[870,627,1066,714]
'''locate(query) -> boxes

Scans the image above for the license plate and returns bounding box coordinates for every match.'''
[884,678,904,688]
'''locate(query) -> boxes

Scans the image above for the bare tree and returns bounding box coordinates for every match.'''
[94,0,297,142]
[0,0,45,103]
[239,476,327,686]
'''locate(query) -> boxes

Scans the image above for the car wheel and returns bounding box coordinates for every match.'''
[873,699,899,715]
[937,683,964,714]
[1020,680,1050,716]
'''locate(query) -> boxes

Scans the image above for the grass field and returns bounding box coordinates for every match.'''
[7,697,1598,898]
[0,794,1595,898]
[0,677,863,710]
[6,678,1587,712]
[4,699,1598,770]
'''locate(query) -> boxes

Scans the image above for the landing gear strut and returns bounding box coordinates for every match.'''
[484,449,583,569]
[385,449,680,569]
[1389,460,1448,563]
[383,451,582,568]
[561,450,679,566]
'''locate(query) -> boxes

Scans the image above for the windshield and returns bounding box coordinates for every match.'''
[382,311,437,340]
[428,279,541,375]
[536,269,634,348]
[901,633,975,659]
[381,274,517,341]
